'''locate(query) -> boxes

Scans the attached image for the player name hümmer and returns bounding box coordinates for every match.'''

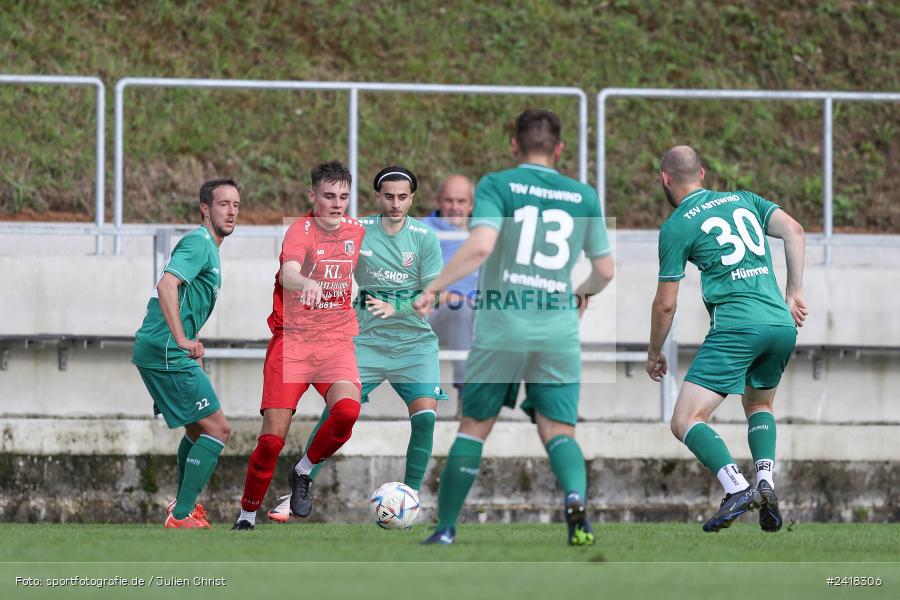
[731,266,770,280]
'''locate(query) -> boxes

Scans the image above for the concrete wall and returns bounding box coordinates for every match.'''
[1,229,899,522]
[2,418,898,524]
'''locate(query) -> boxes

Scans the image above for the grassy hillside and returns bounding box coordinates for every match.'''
[1,0,898,230]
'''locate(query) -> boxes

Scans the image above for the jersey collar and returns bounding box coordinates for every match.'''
[518,163,558,174]
[680,188,707,207]
[377,214,409,237]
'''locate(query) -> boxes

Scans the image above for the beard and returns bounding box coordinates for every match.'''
[210,217,234,238]
[663,184,678,209]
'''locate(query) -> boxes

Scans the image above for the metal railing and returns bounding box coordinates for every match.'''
[0,75,106,254]
[596,88,900,264]
[113,78,590,254]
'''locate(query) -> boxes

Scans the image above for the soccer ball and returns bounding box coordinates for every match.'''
[369,482,420,529]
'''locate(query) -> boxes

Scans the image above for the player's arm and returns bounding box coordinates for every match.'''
[766,209,808,327]
[156,272,204,359]
[428,225,497,292]
[415,226,498,316]
[574,255,615,317]
[646,280,679,382]
[280,260,322,306]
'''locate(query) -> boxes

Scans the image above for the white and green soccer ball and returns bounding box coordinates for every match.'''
[369,482,420,530]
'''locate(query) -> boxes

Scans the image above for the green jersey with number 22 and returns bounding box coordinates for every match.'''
[657,188,794,331]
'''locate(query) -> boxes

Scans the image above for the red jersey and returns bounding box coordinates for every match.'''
[267,214,366,340]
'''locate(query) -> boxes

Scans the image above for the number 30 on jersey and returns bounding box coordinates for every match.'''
[701,208,766,266]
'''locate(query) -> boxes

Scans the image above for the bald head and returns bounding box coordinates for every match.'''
[660,145,703,185]
[436,174,473,229]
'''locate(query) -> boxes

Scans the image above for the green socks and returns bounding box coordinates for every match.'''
[405,410,437,491]
[437,435,483,529]
[545,434,587,499]
[306,408,330,482]
[176,434,194,496]
[683,422,749,494]
[172,434,225,519]
[307,407,437,491]
[748,410,776,488]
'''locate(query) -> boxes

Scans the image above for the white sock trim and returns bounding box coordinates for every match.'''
[456,432,485,444]
[183,434,195,444]
[747,409,774,418]
[755,459,775,489]
[410,409,437,419]
[238,509,257,525]
[295,454,316,476]
[199,434,225,448]
[716,464,750,495]
[681,421,705,442]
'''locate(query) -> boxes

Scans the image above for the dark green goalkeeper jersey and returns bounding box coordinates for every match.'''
[657,188,794,331]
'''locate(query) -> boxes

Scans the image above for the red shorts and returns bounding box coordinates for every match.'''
[260,334,361,413]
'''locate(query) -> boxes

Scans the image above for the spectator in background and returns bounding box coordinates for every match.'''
[421,175,475,399]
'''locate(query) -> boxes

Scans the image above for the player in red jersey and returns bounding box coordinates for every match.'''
[233,161,365,530]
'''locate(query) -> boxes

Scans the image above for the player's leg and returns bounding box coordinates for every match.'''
[404,396,439,491]
[170,408,230,526]
[527,370,593,545]
[234,408,293,529]
[672,382,760,532]
[289,378,361,517]
[743,325,796,532]
[234,336,307,529]
[743,386,781,532]
[390,339,447,491]
[423,347,521,544]
[678,330,765,531]
[423,414,496,545]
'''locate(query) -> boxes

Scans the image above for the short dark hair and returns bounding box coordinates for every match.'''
[660,146,703,185]
[373,165,417,192]
[515,109,562,156]
[199,177,240,205]
[310,160,352,189]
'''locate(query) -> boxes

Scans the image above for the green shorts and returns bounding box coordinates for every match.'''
[462,346,581,425]
[136,364,220,428]
[685,325,797,396]
[355,337,448,405]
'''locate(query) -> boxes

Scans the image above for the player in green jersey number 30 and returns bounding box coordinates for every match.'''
[646,146,808,533]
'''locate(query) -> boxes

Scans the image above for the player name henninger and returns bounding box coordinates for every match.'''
[731,266,770,280]
[502,268,568,293]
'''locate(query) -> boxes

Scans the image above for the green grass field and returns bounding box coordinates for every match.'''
[2,523,898,599]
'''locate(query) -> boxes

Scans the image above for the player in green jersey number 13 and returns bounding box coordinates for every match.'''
[418,110,615,546]
[646,146,807,533]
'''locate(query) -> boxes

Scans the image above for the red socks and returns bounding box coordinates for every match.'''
[240,434,285,511]
[306,398,360,464]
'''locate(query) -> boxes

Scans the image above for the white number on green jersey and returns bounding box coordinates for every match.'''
[701,208,766,266]
[513,205,574,270]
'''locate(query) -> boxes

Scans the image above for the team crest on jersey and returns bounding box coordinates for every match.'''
[401,251,415,267]
[344,240,355,255]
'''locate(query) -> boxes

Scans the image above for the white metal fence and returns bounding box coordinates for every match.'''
[0,75,106,254]
[112,78,589,254]
[596,88,900,264]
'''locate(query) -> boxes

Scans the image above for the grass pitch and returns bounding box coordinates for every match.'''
[2,522,899,599]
